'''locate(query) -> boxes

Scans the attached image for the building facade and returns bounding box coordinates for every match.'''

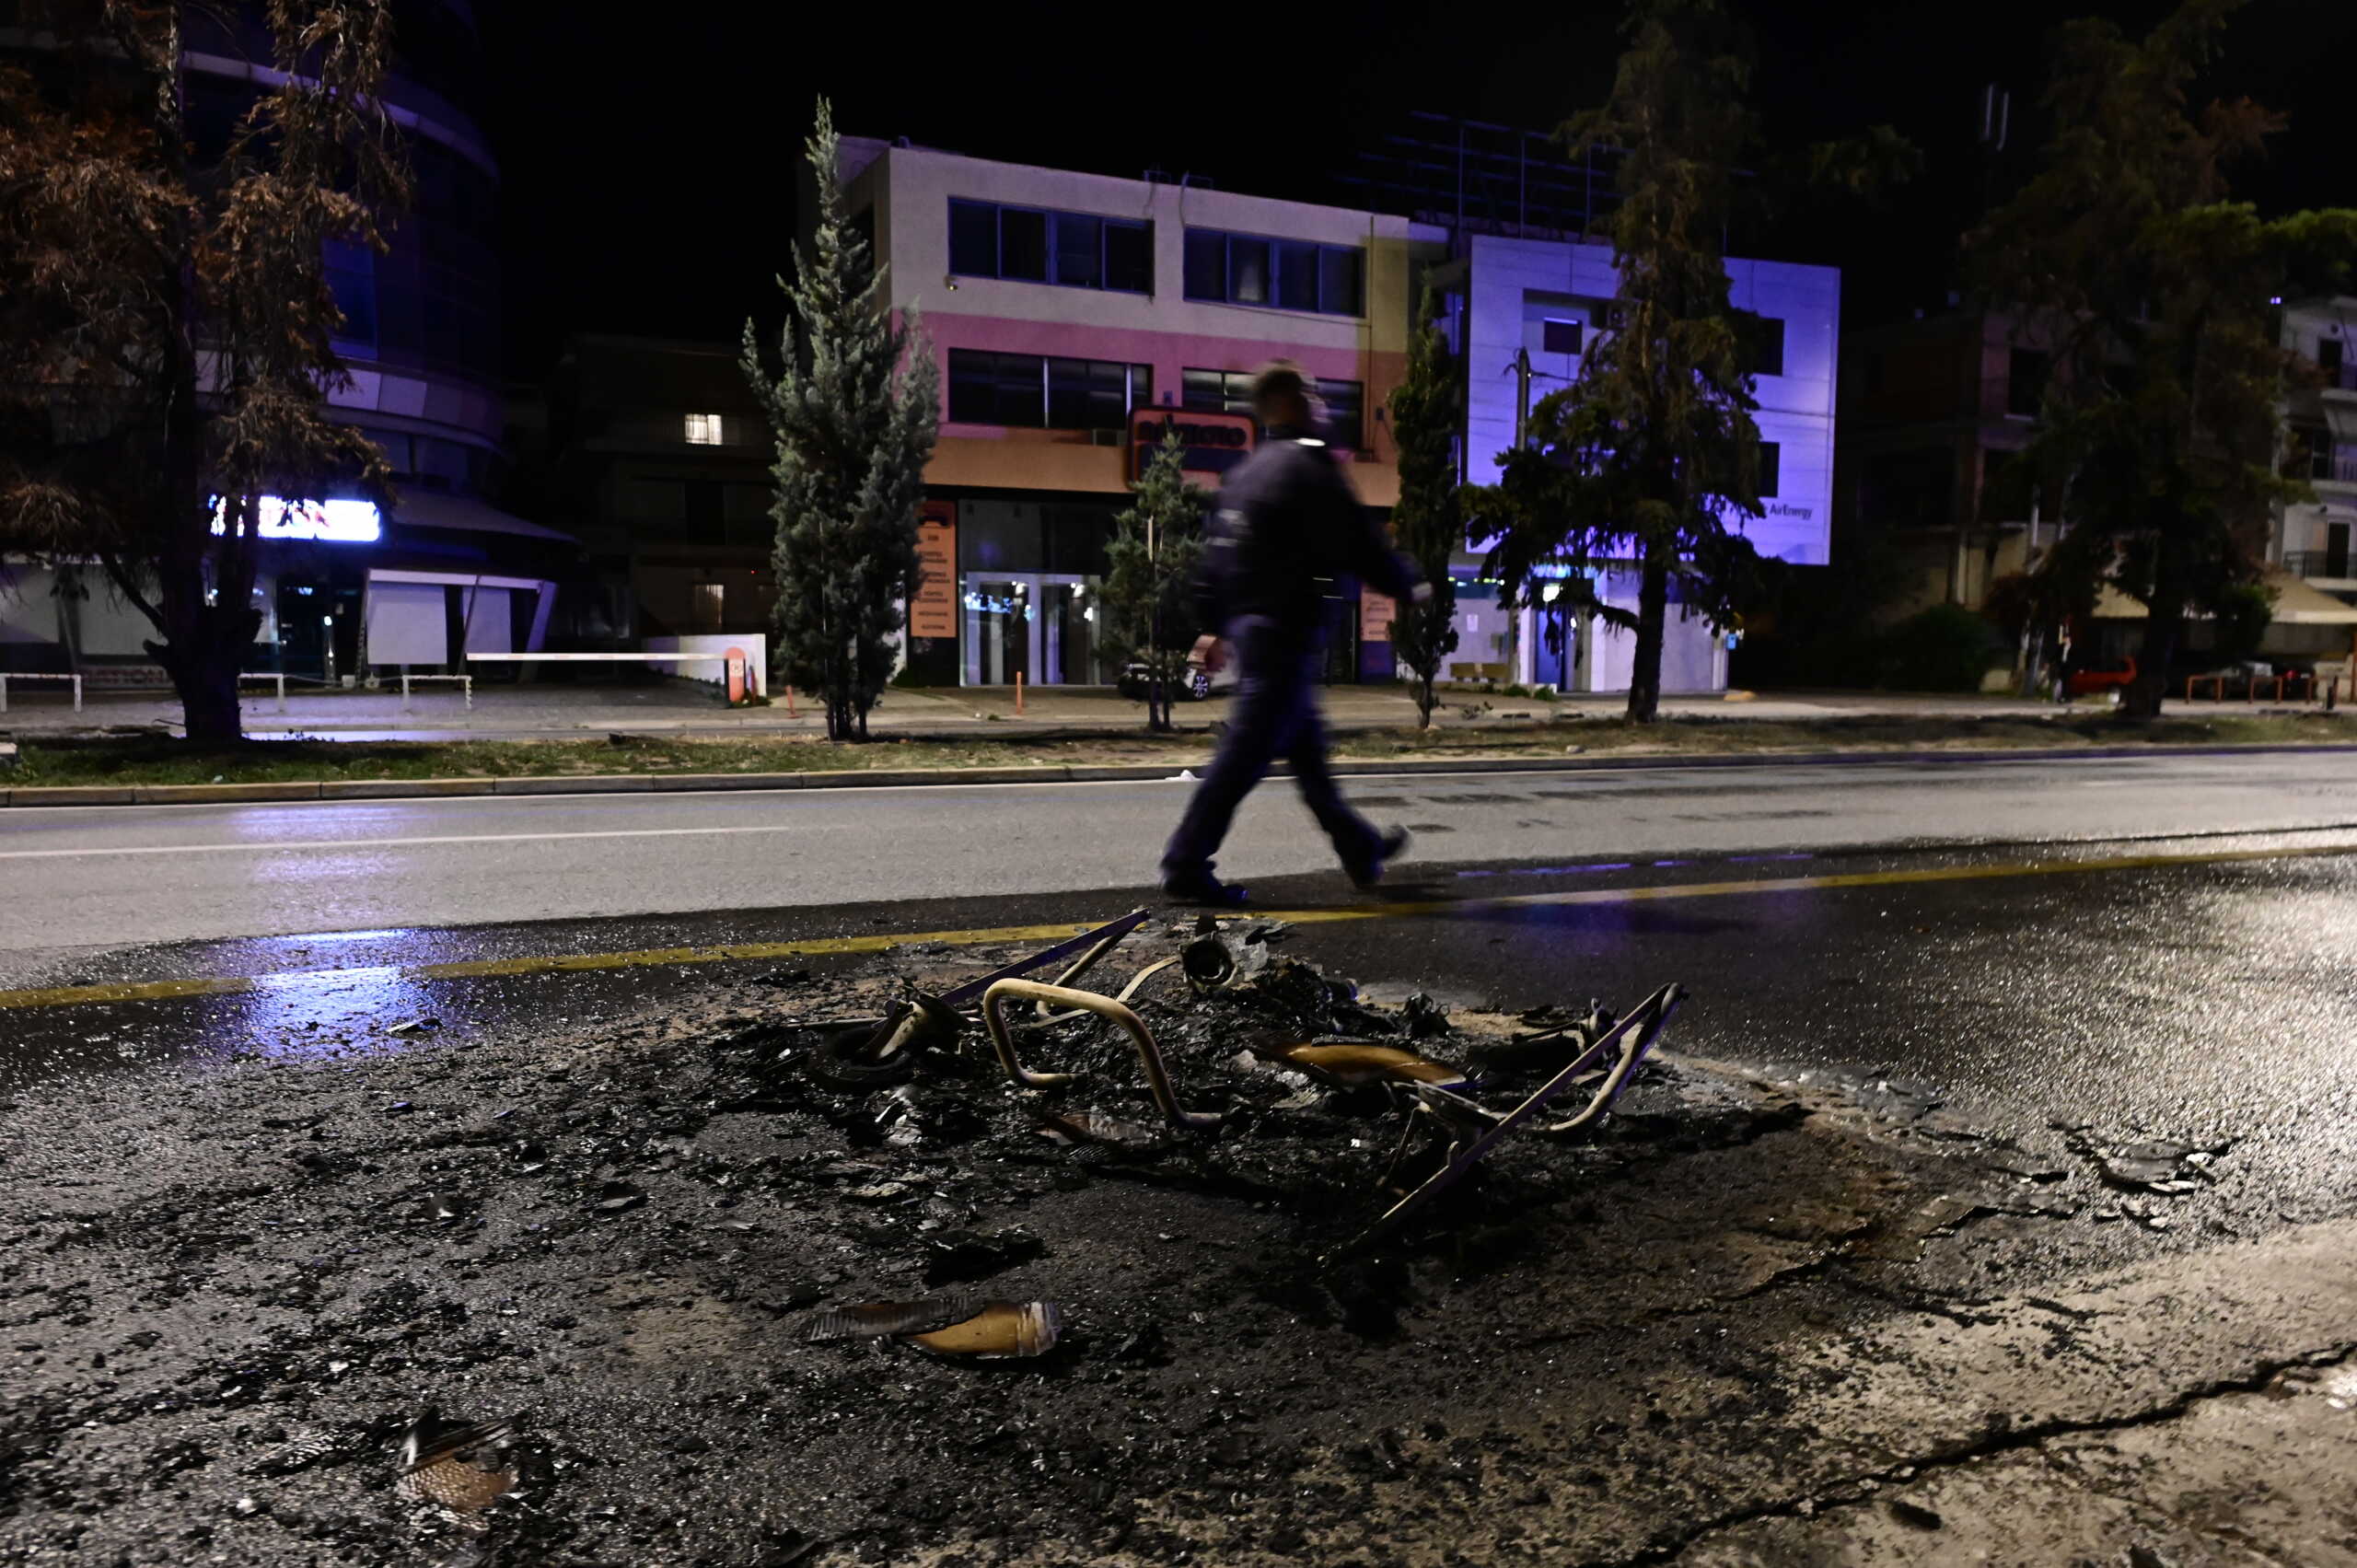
[0,1,569,686]
[1446,235,1840,692]
[512,336,776,647]
[2278,298,2357,596]
[1836,308,2050,616]
[816,138,1448,687]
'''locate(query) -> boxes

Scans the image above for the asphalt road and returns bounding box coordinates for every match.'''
[4,749,2356,974]
[6,748,2356,1564]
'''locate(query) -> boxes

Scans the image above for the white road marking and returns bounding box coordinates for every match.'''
[0,823,816,860]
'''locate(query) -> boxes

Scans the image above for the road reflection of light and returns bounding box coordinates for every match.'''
[270,928,414,946]
[230,963,443,1063]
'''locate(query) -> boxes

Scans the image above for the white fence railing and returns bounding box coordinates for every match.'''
[0,673,82,713]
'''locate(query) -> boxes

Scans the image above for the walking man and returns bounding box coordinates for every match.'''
[1160,362,1431,907]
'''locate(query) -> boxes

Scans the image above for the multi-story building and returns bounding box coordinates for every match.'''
[814,137,1448,687]
[2278,298,2357,594]
[1441,235,1840,692]
[1836,308,2050,615]
[0,1,571,687]
[513,335,775,646]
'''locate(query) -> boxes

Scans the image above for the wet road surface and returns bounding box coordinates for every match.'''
[4,749,2355,972]
[7,819,2356,1241]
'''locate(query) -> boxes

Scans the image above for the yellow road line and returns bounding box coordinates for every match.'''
[4,839,2351,1012]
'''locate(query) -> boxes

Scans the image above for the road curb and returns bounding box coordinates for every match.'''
[5,738,2355,808]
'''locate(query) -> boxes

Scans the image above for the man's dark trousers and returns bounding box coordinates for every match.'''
[1160,617,1383,885]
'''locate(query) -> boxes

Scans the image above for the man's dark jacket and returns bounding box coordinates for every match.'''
[1191,428,1421,645]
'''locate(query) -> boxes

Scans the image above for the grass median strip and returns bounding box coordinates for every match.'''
[7,836,2354,1011]
[2,710,2351,793]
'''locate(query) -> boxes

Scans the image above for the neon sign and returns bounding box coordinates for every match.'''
[209,496,381,543]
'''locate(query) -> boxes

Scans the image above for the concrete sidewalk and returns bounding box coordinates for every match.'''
[0,678,2199,741]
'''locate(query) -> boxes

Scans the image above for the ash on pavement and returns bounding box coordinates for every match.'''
[10,913,2349,1567]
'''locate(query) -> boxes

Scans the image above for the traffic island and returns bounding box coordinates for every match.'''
[1,922,2350,1566]
[2,709,2355,805]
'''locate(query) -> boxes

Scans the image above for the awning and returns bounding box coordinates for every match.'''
[2263,570,2357,625]
[389,491,575,543]
[2089,570,2357,625]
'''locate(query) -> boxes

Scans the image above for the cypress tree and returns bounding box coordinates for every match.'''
[1387,288,1465,726]
[741,98,940,741]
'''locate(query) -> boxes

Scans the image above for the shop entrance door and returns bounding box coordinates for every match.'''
[963,573,1100,686]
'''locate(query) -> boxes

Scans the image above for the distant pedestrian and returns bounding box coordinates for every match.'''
[1159,362,1431,907]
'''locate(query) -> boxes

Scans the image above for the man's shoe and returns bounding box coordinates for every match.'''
[1347,826,1412,890]
[1162,872,1249,908]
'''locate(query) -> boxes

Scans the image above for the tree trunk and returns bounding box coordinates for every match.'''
[150,608,257,748]
[2124,587,2183,720]
[1416,671,1437,730]
[1625,548,1670,724]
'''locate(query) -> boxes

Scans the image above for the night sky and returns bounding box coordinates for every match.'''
[477,0,2352,384]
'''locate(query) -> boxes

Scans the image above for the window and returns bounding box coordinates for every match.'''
[1104,222,1151,294]
[1738,315,1785,377]
[1182,368,1254,419]
[1277,240,1319,312]
[1315,378,1364,450]
[691,583,725,633]
[1756,440,1781,498]
[2320,337,2348,389]
[683,412,724,446]
[945,198,1151,293]
[947,349,1149,430]
[999,207,1048,282]
[2007,349,2049,417]
[1227,235,1271,305]
[949,200,997,275]
[1541,319,1583,356]
[1185,369,1364,447]
[1183,229,1225,301]
[620,479,687,522]
[1183,229,1364,315]
[323,239,377,350]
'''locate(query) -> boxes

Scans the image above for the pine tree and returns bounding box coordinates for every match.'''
[1971,0,2357,718]
[1387,288,1463,727]
[1100,429,1208,734]
[0,0,408,745]
[741,98,940,742]
[1478,0,1768,724]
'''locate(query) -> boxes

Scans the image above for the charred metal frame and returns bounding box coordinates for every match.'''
[980,979,1223,1133]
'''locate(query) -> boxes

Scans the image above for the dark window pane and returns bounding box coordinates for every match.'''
[1541,318,1583,355]
[1183,230,1225,300]
[1740,315,1786,377]
[1315,378,1364,449]
[1046,356,1091,429]
[1086,359,1128,430]
[1128,364,1153,412]
[999,208,1048,282]
[949,200,998,277]
[997,353,1044,427]
[1228,237,1270,304]
[1181,368,1225,410]
[1318,247,1363,315]
[947,349,995,423]
[1222,371,1252,418]
[323,239,377,347]
[2320,338,2344,376]
[1758,440,1781,498]
[1053,213,1101,289]
[1105,222,1151,293]
[1277,241,1318,311]
[2007,348,2049,416]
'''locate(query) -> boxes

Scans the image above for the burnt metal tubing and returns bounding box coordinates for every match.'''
[980,979,1223,1133]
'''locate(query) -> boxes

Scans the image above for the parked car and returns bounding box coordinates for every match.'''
[1116,660,1232,703]
[2065,655,2137,697]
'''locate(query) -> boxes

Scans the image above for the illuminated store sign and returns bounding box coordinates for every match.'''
[209,496,382,543]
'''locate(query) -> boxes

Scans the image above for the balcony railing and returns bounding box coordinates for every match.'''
[2283,549,2354,579]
